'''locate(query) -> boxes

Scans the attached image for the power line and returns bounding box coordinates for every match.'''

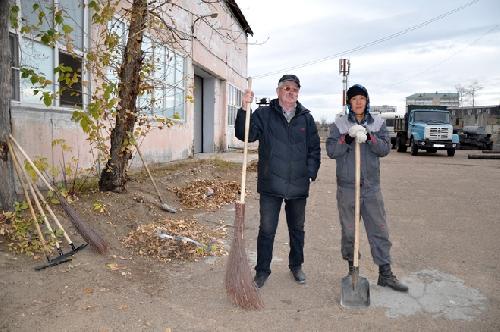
[251,0,480,79]
[387,24,500,87]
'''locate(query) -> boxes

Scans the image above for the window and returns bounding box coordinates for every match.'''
[227,84,242,126]
[20,38,54,104]
[17,0,85,106]
[59,51,82,107]
[20,0,52,32]
[152,47,186,119]
[9,33,20,101]
[107,19,187,120]
[59,0,84,50]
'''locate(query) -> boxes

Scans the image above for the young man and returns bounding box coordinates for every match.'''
[235,75,321,288]
[326,84,408,292]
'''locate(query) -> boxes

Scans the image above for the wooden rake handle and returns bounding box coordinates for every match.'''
[9,134,55,191]
[239,77,252,203]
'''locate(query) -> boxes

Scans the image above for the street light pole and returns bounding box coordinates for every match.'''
[191,12,218,34]
[339,59,350,115]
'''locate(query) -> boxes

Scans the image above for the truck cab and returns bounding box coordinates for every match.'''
[395,108,459,156]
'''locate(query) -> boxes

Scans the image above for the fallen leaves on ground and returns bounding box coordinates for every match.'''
[121,218,227,262]
[247,159,258,172]
[171,179,240,210]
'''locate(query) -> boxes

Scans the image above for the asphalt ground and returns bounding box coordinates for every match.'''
[1,148,499,331]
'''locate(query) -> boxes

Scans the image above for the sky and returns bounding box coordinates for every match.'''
[235,0,500,122]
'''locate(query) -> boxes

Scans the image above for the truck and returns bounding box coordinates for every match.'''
[371,111,398,149]
[394,106,459,156]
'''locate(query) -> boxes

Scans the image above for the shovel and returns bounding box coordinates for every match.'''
[340,141,370,308]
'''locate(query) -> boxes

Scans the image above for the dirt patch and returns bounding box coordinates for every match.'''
[121,218,227,262]
[0,158,245,265]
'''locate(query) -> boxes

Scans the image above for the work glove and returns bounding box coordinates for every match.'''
[348,124,366,137]
[355,132,367,144]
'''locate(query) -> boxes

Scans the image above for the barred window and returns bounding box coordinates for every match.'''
[18,0,85,107]
[107,19,186,120]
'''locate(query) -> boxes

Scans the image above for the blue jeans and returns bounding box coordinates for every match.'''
[255,194,307,275]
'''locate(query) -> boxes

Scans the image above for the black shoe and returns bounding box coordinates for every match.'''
[291,268,306,284]
[253,273,269,288]
[377,264,408,292]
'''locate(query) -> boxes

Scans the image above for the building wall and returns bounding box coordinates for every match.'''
[10,0,250,174]
[371,105,397,113]
[406,93,459,109]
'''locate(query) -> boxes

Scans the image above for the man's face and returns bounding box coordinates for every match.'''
[276,81,300,105]
[350,95,367,116]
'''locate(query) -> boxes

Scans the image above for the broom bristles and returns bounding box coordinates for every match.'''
[55,191,108,254]
[225,202,263,310]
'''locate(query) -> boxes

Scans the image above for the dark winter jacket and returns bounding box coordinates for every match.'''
[235,99,321,199]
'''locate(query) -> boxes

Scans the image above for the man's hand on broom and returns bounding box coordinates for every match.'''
[241,89,254,110]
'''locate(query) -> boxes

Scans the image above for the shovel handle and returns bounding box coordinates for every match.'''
[239,77,252,203]
[353,141,361,268]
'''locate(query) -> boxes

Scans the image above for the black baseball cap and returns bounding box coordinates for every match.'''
[278,74,301,88]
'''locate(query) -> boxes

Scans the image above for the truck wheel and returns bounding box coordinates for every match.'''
[447,148,455,157]
[411,140,418,156]
[397,137,407,153]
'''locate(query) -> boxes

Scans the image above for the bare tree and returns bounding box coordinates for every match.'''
[468,81,483,107]
[455,84,467,106]
[0,0,17,210]
[456,81,484,107]
[98,0,148,192]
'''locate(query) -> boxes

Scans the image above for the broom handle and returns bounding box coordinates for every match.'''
[239,77,252,203]
[8,141,50,253]
[353,141,361,268]
[9,134,55,192]
[134,143,164,204]
[9,142,61,248]
[31,179,73,245]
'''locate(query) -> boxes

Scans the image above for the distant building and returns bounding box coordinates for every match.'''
[371,105,397,113]
[406,92,459,109]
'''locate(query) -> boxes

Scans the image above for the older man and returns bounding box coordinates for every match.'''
[235,75,321,288]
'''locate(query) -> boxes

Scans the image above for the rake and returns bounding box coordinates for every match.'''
[9,134,107,254]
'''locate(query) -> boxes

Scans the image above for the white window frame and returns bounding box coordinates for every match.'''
[14,0,87,109]
[108,18,187,121]
[227,84,242,126]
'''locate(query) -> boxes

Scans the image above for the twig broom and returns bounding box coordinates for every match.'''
[9,134,108,254]
[224,78,264,310]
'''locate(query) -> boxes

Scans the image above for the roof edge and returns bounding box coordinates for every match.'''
[225,0,254,36]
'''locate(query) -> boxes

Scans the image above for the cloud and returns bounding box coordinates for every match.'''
[238,0,500,121]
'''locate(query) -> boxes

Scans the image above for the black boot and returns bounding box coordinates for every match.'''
[377,264,408,292]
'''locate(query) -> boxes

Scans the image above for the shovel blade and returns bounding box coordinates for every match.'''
[340,274,370,308]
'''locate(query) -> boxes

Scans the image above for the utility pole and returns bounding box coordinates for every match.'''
[339,59,350,114]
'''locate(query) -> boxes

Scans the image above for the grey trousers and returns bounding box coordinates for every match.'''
[336,186,392,266]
